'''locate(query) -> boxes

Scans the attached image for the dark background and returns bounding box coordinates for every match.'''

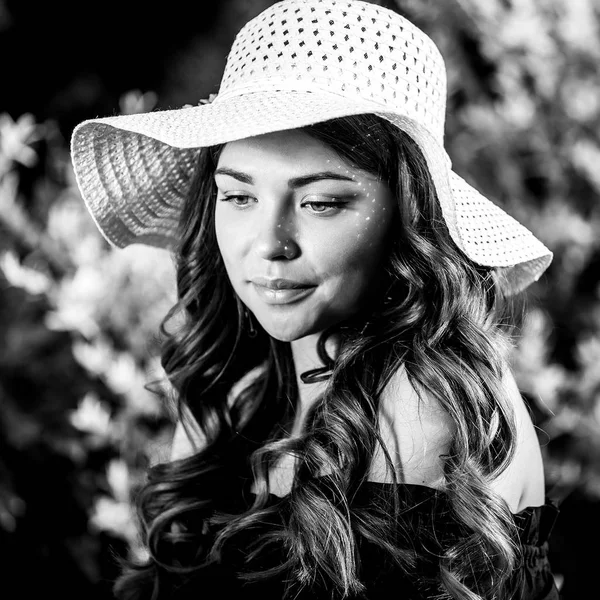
[1,0,600,598]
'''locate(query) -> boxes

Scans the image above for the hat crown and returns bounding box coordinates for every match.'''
[218,0,447,142]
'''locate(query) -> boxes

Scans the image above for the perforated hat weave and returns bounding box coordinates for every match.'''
[70,0,552,295]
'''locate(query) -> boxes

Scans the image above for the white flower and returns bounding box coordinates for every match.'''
[104,351,139,396]
[0,250,52,295]
[45,264,107,337]
[46,193,106,265]
[90,460,138,542]
[119,89,158,115]
[89,496,137,542]
[571,139,600,193]
[106,459,131,503]
[198,93,218,105]
[71,338,114,377]
[0,112,43,170]
[69,392,112,437]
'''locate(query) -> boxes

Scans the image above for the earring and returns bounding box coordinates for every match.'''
[244,306,257,338]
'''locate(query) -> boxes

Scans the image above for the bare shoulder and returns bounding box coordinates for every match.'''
[373,364,455,488]
[489,365,546,512]
[373,362,546,513]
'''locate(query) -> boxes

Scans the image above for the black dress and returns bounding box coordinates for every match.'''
[171,482,560,600]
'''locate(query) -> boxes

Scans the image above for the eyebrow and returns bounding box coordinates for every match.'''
[214,167,358,188]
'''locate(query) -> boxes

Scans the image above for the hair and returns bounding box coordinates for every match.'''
[114,113,527,600]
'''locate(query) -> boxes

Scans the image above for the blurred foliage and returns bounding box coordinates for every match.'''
[0,0,599,598]
[0,94,177,597]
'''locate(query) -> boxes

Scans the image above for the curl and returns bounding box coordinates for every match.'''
[114,114,525,600]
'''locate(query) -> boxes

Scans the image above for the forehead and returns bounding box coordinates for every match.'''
[216,128,355,174]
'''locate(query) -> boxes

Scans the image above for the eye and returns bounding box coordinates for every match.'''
[301,194,349,216]
[219,194,255,209]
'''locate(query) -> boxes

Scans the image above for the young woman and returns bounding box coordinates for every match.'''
[70,1,559,599]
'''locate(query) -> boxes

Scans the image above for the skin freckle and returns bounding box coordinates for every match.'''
[214,129,396,342]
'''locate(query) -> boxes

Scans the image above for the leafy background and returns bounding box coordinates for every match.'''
[1,0,599,598]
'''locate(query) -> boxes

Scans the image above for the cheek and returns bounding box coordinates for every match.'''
[349,196,396,262]
[314,215,393,284]
[214,210,243,274]
[350,210,394,249]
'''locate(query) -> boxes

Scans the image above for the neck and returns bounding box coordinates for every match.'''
[289,331,341,436]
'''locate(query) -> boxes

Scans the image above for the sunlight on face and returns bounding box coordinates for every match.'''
[214,128,397,342]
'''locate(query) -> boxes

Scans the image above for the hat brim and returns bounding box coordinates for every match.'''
[71,90,552,294]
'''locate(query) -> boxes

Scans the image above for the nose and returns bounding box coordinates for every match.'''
[254,205,299,260]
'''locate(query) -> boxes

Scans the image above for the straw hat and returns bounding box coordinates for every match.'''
[70,0,552,295]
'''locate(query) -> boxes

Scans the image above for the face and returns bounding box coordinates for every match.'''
[214,128,397,342]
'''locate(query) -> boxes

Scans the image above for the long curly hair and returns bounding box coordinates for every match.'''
[114,114,527,600]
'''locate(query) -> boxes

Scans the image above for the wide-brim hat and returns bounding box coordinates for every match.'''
[70,0,552,295]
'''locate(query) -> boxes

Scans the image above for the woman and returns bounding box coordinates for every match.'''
[70,1,559,599]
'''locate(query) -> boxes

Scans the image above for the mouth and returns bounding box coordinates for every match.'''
[250,279,317,305]
[251,277,316,290]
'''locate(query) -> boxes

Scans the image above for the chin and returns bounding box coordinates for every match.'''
[251,304,357,342]
[259,324,312,342]
[252,314,321,343]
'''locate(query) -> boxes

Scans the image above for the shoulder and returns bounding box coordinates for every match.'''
[373,364,455,488]
[375,362,546,512]
[489,364,546,512]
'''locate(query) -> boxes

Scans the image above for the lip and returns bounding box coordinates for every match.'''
[251,277,315,290]
[251,281,316,305]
